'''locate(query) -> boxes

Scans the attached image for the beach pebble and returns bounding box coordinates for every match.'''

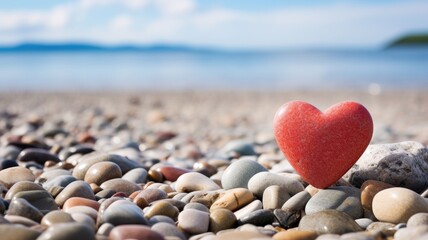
[209,208,237,233]
[109,225,165,240]
[234,199,262,220]
[263,185,290,209]
[408,213,428,227]
[152,222,187,240]
[248,172,304,198]
[372,187,428,223]
[282,190,311,211]
[148,215,176,225]
[184,202,210,213]
[214,230,269,240]
[122,168,148,183]
[178,209,210,234]
[360,180,394,210]
[84,161,122,185]
[305,186,363,219]
[221,140,257,156]
[221,159,267,190]
[13,190,58,212]
[65,206,98,221]
[238,209,275,226]
[4,181,44,200]
[55,180,95,207]
[344,141,428,192]
[42,175,76,190]
[211,188,253,211]
[99,178,140,196]
[144,200,179,219]
[355,218,373,230]
[0,224,41,240]
[315,234,340,239]
[157,166,190,182]
[41,210,75,226]
[97,223,114,236]
[102,199,148,226]
[274,209,301,229]
[18,148,61,165]
[394,225,428,240]
[36,222,95,240]
[135,188,167,203]
[339,232,377,240]
[175,172,220,192]
[365,222,395,233]
[299,210,362,234]
[0,166,36,188]
[63,197,100,211]
[8,198,44,222]
[272,230,317,240]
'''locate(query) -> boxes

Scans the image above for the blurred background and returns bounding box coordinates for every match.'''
[0,0,428,92]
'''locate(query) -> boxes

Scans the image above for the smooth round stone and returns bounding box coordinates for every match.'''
[145,183,174,193]
[248,172,304,198]
[215,230,268,240]
[394,225,428,240]
[209,208,237,233]
[102,200,148,226]
[13,190,58,212]
[221,140,257,156]
[360,180,394,210]
[65,206,98,221]
[84,161,122,185]
[38,169,72,181]
[136,188,167,204]
[274,209,302,229]
[36,222,95,240]
[5,181,44,200]
[234,199,262,220]
[178,209,210,234]
[148,215,176,225]
[97,223,114,236]
[238,209,275,226]
[63,197,100,211]
[175,172,220,193]
[8,198,44,222]
[55,180,95,207]
[299,210,362,235]
[188,191,223,208]
[18,148,61,164]
[70,213,95,230]
[211,188,254,212]
[282,190,311,211]
[408,213,428,227]
[152,222,187,240]
[184,202,210,213]
[273,230,317,240]
[372,187,428,223]
[41,210,75,227]
[0,166,36,188]
[315,234,340,240]
[339,232,377,240]
[109,225,165,240]
[305,186,363,219]
[122,168,148,184]
[100,178,141,196]
[0,224,41,240]
[4,215,39,227]
[42,175,76,190]
[221,159,267,190]
[263,185,290,210]
[157,166,190,182]
[144,200,179,219]
[355,218,373,230]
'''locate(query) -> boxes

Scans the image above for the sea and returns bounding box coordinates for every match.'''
[1,48,428,91]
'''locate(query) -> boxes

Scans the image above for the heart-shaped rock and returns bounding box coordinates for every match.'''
[273,101,373,189]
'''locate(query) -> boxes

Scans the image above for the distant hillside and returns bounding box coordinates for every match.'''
[387,33,428,48]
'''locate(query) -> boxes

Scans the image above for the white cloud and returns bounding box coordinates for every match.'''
[79,0,149,10]
[110,15,133,29]
[155,0,195,15]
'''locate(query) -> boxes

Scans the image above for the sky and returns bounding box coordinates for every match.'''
[0,0,428,50]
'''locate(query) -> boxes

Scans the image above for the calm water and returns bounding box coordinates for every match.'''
[0,49,428,91]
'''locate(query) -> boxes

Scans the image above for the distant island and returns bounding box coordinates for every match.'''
[387,33,428,48]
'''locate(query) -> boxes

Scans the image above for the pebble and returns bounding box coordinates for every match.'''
[299,210,362,234]
[42,175,76,191]
[365,222,395,233]
[84,161,122,185]
[272,230,318,240]
[360,180,394,211]
[344,141,428,192]
[144,200,179,219]
[41,210,75,226]
[234,199,263,220]
[184,202,210,213]
[178,209,210,234]
[209,208,237,233]
[4,215,39,227]
[8,198,44,222]
[0,224,41,240]
[122,168,148,183]
[99,178,141,196]
[175,172,221,192]
[36,222,95,240]
[152,222,187,240]
[65,206,98,221]
[109,225,165,240]
[157,166,190,182]
[63,197,100,211]
[274,209,301,229]
[210,188,254,211]
[221,140,257,156]
[148,215,176,225]
[282,190,311,211]
[136,188,167,203]
[394,225,428,240]
[238,209,275,226]
[221,159,267,190]
[339,232,377,240]
[215,230,269,240]
[17,148,61,165]
[13,190,58,213]
[102,199,148,226]
[372,187,428,223]
[247,172,304,198]
[355,218,373,230]
[0,166,36,188]
[4,181,45,200]
[55,180,95,207]
[407,213,428,227]
[263,185,290,210]
[305,186,363,219]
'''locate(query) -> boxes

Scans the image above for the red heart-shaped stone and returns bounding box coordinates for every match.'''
[273,101,373,189]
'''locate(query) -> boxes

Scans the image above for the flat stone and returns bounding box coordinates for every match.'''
[0,166,36,188]
[65,206,98,221]
[42,175,76,190]
[144,200,179,219]
[274,209,301,229]
[175,172,220,193]
[84,161,122,185]
[365,222,395,233]
[8,198,44,222]
[209,208,237,233]
[234,199,262,220]
[109,225,165,240]
[178,209,209,234]
[18,148,61,164]
[360,180,394,211]
[282,190,311,211]
[211,188,254,212]
[122,168,148,184]
[0,224,41,240]
[299,210,362,234]
[152,222,187,240]
[5,215,39,227]
[263,185,290,210]
[147,215,176,225]
[248,172,304,198]
[63,197,100,211]
[221,159,267,190]
[36,222,95,240]
[238,209,275,226]
[102,199,148,226]
[99,178,141,196]
[344,141,428,192]
[372,187,428,223]
[55,180,95,207]
[41,210,75,227]
[272,230,317,240]
[13,190,58,213]
[408,213,428,227]
[5,181,44,200]
[37,169,72,183]
[305,186,363,219]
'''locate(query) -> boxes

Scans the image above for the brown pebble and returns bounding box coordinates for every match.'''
[148,169,164,182]
[273,230,318,240]
[63,197,100,211]
[209,208,237,233]
[0,166,36,188]
[210,188,254,211]
[109,224,165,240]
[360,180,394,210]
[84,161,122,185]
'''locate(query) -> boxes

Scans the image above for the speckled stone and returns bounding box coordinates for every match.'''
[5,181,44,200]
[263,185,290,210]
[408,213,428,227]
[0,166,36,188]
[272,230,317,240]
[372,187,428,223]
[41,210,75,227]
[109,225,165,240]
[282,190,311,211]
[152,222,187,240]
[360,180,394,211]
[299,210,362,234]
[144,200,179,219]
[209,208,237,233]
[13,190,58,213]
[8,198,44,222]
[344,141,428,192]
[122,168,148,184]
[248,172,304,198]
[221,159,267,190]
[102,199,148,226]
[178,209,210,234]
[55,180,95,207]
[238,209,275,226]
[99,178,141,196]
[175,172,220,193]
[36,222,95,240]
[84,161,122,185]
[0,224,41,240]
[211,188,254,211]
[305,186,363,219]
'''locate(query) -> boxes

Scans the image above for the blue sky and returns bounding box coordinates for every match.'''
[0,0,427,49]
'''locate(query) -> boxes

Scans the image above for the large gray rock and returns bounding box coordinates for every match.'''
[344,141,428,192]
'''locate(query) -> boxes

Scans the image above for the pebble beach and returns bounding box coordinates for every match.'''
[0,90,427,240]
